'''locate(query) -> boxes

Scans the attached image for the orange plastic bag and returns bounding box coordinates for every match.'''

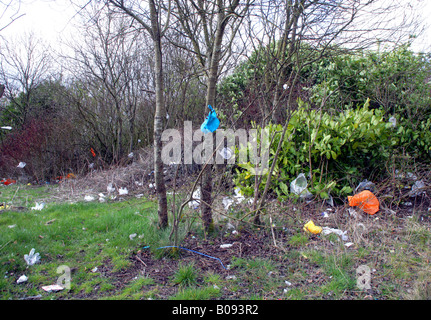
[348,190,379,215]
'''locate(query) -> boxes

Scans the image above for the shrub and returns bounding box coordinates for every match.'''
[234,99,396,200]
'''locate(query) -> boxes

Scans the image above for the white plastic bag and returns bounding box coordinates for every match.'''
[188,188,201,209]
[31,202,44,211]
[321,227,348,241]
[409,180,426,197]
[290,173,312,199]
[24,248,40,266]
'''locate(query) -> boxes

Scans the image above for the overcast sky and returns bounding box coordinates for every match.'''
[1,0,431,52]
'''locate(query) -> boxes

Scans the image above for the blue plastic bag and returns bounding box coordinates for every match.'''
[200,105,220,134]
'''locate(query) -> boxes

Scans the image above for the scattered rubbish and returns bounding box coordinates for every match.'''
[149,183,154,188]
[326,194,334,207]
[344,242,354,248]
[355,179,376,193]
[220,244,233,249]
[17,275,28,284]
[129,233,137,240]
[84,195,95,202]
[222,197,234,211]
[219,147,233,160]
[88,163,95,169]
[31,202,45,211]
[1,178,16,186]
[233,187,245,203]
[321,211,329,218]
[157,245,227,270]
[404,202,413,207]
[409,180,426,197]
[24,248,40,266]
[107,183,115,193]
[1,126,12,130]
[226,275,237,280]
[8,224,16,228]
[348,190,379,215]
[200,105,220,134]
[41,284,64,292]
[17,162,26,168]
[285,280,292,286]
[0,203,10,211]
[303,220,322,235]
[188,188,201,209]
[118,187,128,195]
[128,152,134,158]
[90,148,96,157]
[388,116,397,128]
[290,173,313,199]
[348,208,358,218]
[321,227,349,242]
[91,267,98,273]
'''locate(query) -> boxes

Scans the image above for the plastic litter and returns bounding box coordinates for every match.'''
[322,227,349,241]
[409,180,426,197]
[200,105,220,134]
[222,197,234,211]
[389,116,397,128]
[31,202,45,211]
[303,220,322,235]
[233,187,245,203]
[220,244,233,249]
[17,162,26,168]
[1,126,12,130]
[129,233,137,240]
[0,203,10,211]
[348,190,379,215]
[219,147,233,160]
[188,187,201,209]
[84,195,95,202]
[41,284,64,292]
[107,183,115,193]
[24,248,40,266]
[128,152,134,159]
[1,178,16,186]
[118,187,128,195]
[290,173,313,199]
[355,179,376,193]
[17,275,28,284]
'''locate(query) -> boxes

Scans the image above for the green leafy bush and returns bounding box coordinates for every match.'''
[234,99,396,200]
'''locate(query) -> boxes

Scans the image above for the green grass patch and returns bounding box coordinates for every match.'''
[0,185,167,299]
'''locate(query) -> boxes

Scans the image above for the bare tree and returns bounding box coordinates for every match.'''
[171,0,250,232]
[104,0,170,228]
[0,32,52,126]
[65,7,152,162]
[0,0,25,33]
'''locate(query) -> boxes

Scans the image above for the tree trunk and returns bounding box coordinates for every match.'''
[150,0,168,229]
[200,0,229,233]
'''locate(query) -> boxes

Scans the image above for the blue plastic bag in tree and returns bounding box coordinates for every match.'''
[200,105,220,134]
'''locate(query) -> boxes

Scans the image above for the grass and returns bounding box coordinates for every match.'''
[1,183,431,300]
[0,184,170,299]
